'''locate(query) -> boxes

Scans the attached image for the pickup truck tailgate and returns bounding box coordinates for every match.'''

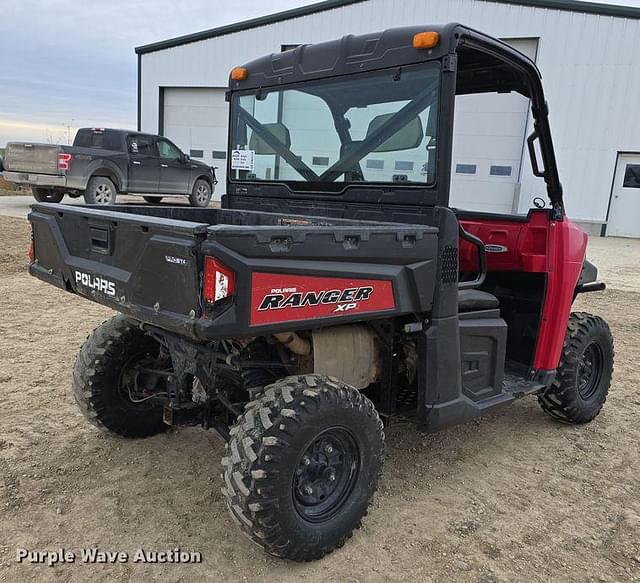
[4,143,61,174]
[29,204,209,333]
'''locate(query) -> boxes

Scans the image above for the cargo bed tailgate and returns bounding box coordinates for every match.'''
[4,143,61,174]
[29,204,209,334]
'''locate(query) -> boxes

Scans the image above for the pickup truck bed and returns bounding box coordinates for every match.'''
[29,204,439,340]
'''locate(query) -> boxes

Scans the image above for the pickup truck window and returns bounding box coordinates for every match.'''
[74,129,121,151]
[157,139,182,161]
[229,62,440,191]
[128,135,154,155]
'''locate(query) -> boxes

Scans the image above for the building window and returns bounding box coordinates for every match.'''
[190,149,204,158]
[395,160,414,171]
[212,150,227,159]
[456,163,477,175]
[623,164,640,188]
[312,156,329,166]
[490,165,512,176]
[366,159,384,169]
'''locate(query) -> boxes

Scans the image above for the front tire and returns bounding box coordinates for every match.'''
[222,375,384,562]
[538,312,614,424]
[189,178,212,207]
[72,315,168,438]
[84,176,117,205]
[32,187,64,203]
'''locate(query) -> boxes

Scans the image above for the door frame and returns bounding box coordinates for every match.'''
[602,151,640,237]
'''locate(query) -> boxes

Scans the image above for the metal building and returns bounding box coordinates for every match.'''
[136,0,640,237]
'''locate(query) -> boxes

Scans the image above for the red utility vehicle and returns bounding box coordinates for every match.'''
[28,24,613,561]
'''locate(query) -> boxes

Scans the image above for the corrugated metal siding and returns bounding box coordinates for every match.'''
[140,0,640,222]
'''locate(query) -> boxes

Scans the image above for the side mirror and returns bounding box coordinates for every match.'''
[183,153,190,163]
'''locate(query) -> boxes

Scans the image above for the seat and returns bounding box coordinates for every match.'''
[458,289,499,312]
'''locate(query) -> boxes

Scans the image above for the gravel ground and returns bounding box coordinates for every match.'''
[0,216,639,582]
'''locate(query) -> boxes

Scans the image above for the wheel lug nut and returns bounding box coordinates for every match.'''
[304,486,313,495]
[325,444,333,454]
[328,471,336,482]
[303,456,310,466]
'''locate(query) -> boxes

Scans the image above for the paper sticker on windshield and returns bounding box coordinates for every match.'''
[231,149,255,171]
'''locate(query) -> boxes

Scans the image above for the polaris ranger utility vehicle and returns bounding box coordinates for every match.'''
[28,24,613,562]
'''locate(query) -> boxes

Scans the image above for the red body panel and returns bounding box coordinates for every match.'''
[459,211,550,273]
[250,273,395,326]
[532,218,587,370]
[460,212,587,371]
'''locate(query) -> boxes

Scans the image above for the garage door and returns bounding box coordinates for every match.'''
[162,88,228,196]
[450,38,539,214]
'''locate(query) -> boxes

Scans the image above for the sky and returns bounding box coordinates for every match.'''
[1,0,639,147]
[0,0,313,146]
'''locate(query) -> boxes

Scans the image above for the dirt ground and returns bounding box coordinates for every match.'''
[0,215,639,582]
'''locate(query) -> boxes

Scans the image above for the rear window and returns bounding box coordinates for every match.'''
[74,130,122,151]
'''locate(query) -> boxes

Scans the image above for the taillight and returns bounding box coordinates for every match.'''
[203,257,235,304]
[58,152,72,171]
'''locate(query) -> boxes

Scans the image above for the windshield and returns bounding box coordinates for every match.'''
[229,62,440,190]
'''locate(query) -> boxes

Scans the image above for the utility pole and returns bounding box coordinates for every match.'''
[61,120,74,144]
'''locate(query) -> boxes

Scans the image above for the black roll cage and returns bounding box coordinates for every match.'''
[457,30,564,218]
[226,24,565,218]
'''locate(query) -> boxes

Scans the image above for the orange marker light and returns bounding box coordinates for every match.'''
[231,67,249,81]
[413,31,440,50]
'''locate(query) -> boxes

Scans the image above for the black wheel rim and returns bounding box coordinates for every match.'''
[293,427,360,523]
[577,342,603,400]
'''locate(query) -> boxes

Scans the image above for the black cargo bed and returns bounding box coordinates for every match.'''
[29,203,439,340]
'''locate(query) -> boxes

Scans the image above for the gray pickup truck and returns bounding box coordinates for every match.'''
[2,128,217,207]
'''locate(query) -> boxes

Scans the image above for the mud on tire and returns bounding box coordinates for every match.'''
[221,374,384,562]
[72,314,168,438]
[538,312,614,424]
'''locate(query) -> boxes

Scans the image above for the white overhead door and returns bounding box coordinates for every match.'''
[450,38,538,214]
[162,87,228,196]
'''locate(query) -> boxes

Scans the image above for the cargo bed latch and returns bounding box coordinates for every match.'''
[89,225,112,255]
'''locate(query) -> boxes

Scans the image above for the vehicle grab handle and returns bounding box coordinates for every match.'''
[527,130,546,178]
[458,225,486,290]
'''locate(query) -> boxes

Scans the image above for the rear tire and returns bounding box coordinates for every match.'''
[32,188,64,203]
[84,176,117,205]
[189,178,212,207]
[72,315,168,438]
[143,196,163,204]
[222,375,384,562]
[538,312,614,424]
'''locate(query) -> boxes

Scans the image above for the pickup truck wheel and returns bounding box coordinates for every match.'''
[189,179,212,207]
[222,375,384,562]
[143,196,163,204]
[538,312,614,424]
[72,315,169,438]
[84,177,117,205]
[32,188,64,203]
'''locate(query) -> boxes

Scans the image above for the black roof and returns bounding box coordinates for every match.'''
[135,0,640,55]
[231,23,541,99]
